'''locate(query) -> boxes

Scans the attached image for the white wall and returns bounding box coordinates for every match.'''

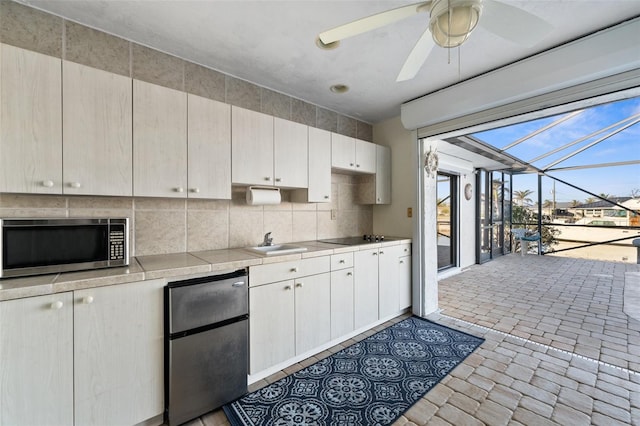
[372,116,417,238]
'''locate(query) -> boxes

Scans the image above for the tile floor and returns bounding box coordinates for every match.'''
[187,254,640,426]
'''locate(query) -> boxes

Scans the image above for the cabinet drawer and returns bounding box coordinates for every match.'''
[330,252,354,270]
[249,256,330,287]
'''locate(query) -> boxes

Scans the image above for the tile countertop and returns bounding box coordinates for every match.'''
[0,238,412,301]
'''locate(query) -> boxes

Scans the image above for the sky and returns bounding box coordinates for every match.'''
[473,96,640,204]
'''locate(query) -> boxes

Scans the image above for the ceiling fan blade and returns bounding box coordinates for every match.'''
[396,27,435,82]
[319,2,430,44]
[481,0,553,47]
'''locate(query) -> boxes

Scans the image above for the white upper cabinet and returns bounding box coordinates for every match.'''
[231,106,274,186]
[331,132,376,174]
[307,127,331,202]
[274,117,308,188]
[376,145,391,204]
[0,43,62,194]
[188,94,231,199]
[133,80,188,197]
[63,61,133,196]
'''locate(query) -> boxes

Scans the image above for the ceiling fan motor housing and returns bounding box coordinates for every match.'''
[429,0,483,48]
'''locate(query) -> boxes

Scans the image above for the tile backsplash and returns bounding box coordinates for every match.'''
[0,174,373,256]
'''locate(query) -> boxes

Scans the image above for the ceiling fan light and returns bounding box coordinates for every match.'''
[430,1,481,48]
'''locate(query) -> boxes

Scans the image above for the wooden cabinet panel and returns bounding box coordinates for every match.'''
[133,79,187,197]
[249,280,295,374]
[74,279,164,426]
[0,293,73,426]
[330,268,355,339]
[188,94,231,199]
[63,61,132,196]
[231,106,274,186]
[355,139,376,173]
[295,272,331,354]
[0,44,62,194]
[354,248,379,329]
[274,117,308,188]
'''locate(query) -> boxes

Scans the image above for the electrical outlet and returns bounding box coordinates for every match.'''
[407,207,412,218]
[331,209,338,220]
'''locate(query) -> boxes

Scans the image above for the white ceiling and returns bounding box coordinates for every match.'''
[17,0,640,124]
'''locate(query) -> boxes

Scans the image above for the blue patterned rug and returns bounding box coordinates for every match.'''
[223,316,484,426]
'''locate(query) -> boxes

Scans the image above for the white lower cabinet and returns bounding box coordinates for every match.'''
[399,254,412,310]
[354,248,380,329]
[74,279,165,426]
[330,268,354,339]
[378,245,402,319]
[0,293,74,426]
[0,280,164,426]
[294,273,331,354]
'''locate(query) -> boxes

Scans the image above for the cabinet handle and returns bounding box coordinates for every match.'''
[264,177,271,181]
[42,180,54,188]
[275,178,282,182]
[377,198,381,202]
[50,300,64,310]
[400,260,404,264]
[324,195,329,199]
[373,252,378,256]
[69,182,81,189]
[190,187,200,193]
[339,259,345,264]
[284,285,292,290]
[349,163,354,167]
[380,251,384,255]
[404,248,408,252]
[347,272,353,276]
[356,164,361,168]
[174,187,184,193]
[296,282,304,288]
[291,267,298,273]
[83,296,94,304]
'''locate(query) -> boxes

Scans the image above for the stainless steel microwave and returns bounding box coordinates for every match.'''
[0,218,129,279]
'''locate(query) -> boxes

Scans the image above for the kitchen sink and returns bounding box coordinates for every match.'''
[244,244,308,256]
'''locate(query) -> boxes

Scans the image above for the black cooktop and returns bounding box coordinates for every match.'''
[318,235,398,246]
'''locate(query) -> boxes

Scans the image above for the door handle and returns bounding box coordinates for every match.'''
[232,281,245,287]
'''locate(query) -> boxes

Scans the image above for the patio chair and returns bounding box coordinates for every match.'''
[512,228,541,256]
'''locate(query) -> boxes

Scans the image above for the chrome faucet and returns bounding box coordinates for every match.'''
[261,232,273,246]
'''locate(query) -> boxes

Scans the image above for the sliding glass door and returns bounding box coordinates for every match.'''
[478,170,512,263]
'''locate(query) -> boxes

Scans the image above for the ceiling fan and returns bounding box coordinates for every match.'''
[318,0,553,82]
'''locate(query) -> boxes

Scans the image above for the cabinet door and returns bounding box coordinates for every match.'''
[0,44,62,194]
[0,293,73,426]
[231,106,274,185]
[378,245,401,318]
[133,80,187,197]
[63,61,132,196]
[399,255,412,310]
[355,139,376,173]
[330,268,354,339]
[295,272,331,354]
[74,279,164,426]
[188,94,231,199]
[274,117,308,188]
[307,127,332,202]
[249,281,295,374]
[331,133,355,170]
[354,248,379,329]
[375,145,391,204]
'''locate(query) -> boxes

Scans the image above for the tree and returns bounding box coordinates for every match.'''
[570,199,580,207]
[513,189,534,207]
[585,197,596,204]
[598,193,611,200]
[631,188,640,198]
[511,204,559,253]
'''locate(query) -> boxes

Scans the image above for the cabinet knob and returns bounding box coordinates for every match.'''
[349,163,354,167]
[347,272,353,276]
[377,198,381,202]
[291,267,298,273]
[380,251,384,255]
[373,252,378,256]
[296,282,304,288]
[339,259,345,264]
[275,178,282,182]
[324,195,329,199]
[42,180,54,188]
[356,164,361,168]
[284,285,292,291]
[404,248,408,252]
[50,300,64,310]
[69,182,81,189]
[190,187,200,193]
[174,187,184,193]
[400,260,405,264]
[83,296,94,304]
[264,177,271,181]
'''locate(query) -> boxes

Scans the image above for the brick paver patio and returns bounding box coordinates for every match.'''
[194,254,640,426]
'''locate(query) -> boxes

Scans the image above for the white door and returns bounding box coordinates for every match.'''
[274,117,308,188]
[74,279,165,426]
[249,281,295,373]
[0,44,62,194]
[295,272,331,354]
[231,106,274,185]
[0,293,73,426]
[63,61,133,196]
[330,268,355,339]
[187,94,231,199]
[133,79,187,197]
[354,248,379,329]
